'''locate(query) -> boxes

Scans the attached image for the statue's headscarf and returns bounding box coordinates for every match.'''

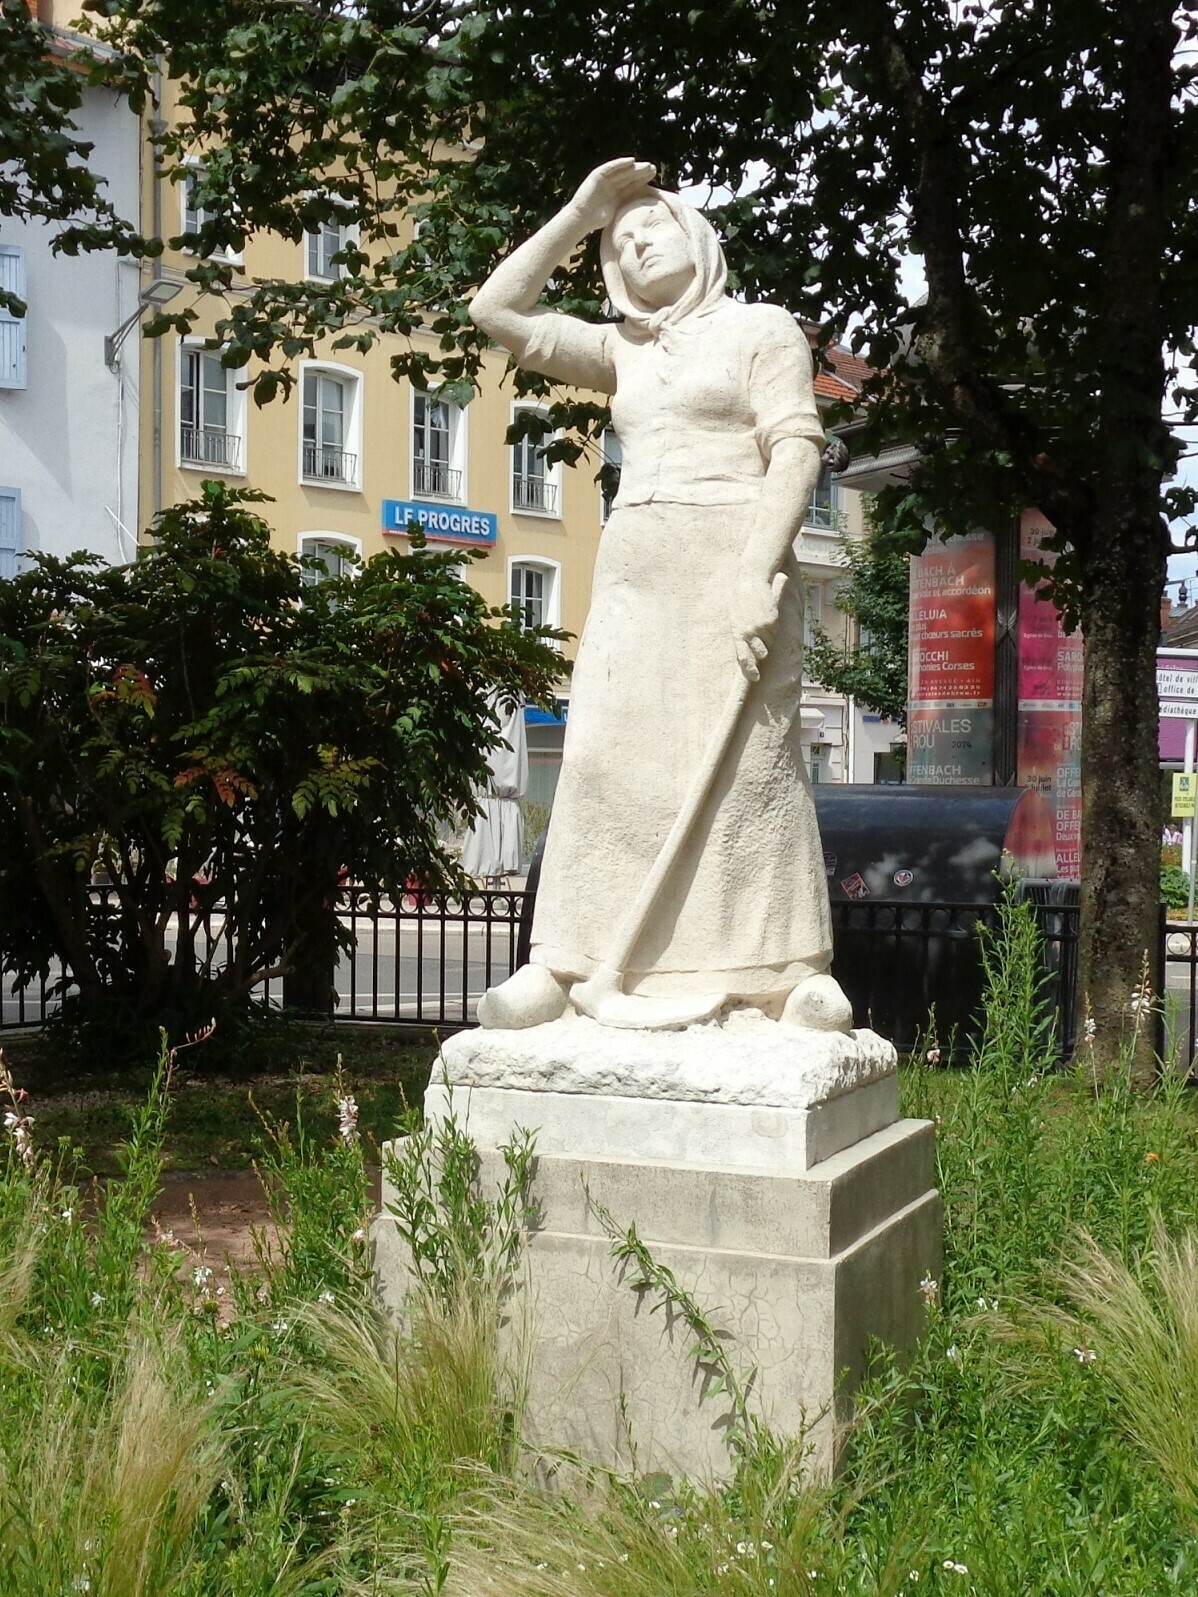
[599,188,727,348]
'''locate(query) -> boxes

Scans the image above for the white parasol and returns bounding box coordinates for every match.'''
[459,698,528,881]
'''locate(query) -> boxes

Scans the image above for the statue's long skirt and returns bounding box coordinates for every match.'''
[530,498,833,1003]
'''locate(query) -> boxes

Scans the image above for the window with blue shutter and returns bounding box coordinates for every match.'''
[0,246,28,391]
[0,489,23,579]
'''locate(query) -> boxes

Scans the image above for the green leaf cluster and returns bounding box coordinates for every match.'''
[0,481,564,1029]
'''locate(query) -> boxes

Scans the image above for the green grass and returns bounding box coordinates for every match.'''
[2,900,1198,1593]
[0,1023,437,1172]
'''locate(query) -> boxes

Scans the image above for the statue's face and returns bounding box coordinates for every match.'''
[610,196,695,309]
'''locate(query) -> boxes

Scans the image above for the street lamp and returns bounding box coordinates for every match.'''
[104,279,182,370]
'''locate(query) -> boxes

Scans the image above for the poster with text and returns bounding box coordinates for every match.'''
[1016,510,1083,877]
[907,529,996,784]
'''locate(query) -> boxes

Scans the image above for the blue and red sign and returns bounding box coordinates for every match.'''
[382,499,498,548]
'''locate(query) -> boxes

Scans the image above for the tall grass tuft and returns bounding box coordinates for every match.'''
[0,1335,222,1597]
[290,1277,522,1513]
[1057,1224,1198,1524]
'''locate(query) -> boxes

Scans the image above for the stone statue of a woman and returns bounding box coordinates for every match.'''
[470,158,853,1035]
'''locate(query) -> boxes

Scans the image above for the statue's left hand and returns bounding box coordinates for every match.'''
[568,158,658,232]
[731,572,787,683]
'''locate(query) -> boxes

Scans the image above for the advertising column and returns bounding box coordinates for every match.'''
[1016,511,1083,878]
[907,529,996,784]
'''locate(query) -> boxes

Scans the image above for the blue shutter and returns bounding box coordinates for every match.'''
[0,246,28,391]
[0,489,23,579]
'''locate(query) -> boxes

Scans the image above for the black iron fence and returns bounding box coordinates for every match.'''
[0,885,527,1035]
[828,899,1083,1062]
[1,890,1191,1067]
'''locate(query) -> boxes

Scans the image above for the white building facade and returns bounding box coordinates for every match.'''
[0,62,143,575]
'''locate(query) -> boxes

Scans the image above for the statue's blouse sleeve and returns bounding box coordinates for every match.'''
[746,306,826,458]
[500,310,618,395]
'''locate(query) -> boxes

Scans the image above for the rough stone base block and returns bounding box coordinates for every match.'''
[372,1017,940,1482]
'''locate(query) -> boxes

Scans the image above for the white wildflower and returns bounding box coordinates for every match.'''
[918,1274,939,1306]
[1073,1346,1096,1364]
[61,1207,73,1223]
[942,1561,969,1575]
[5,1111,34,1166]
[1083,1015,1097,1041]
[272,1318,289,1334]
[337,1094,359,1145]
[925,1045,941,1065]
[318,1290,335,1305]
[946,1344,963,1367]
[192,1264,214,1288]
[351,1227,366,1244]
[89,1292,103,1308]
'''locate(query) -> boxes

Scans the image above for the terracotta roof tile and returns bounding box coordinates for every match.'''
[814,371,859,402]
[825,346,875,387]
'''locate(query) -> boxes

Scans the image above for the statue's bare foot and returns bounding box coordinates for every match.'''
[477,964,568,1030]
[780,972,854,1034]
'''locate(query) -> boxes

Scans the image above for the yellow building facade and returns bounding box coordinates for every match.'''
[138,212,606,659]
[126,105,876,799]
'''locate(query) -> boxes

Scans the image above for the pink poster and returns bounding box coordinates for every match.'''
[907,530,996,784]
[1016,511,1083,877]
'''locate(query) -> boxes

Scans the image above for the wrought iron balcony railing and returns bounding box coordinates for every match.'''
[180,427,241,470]
[412,461,462,499]
[302,442,357,484]
[512,476,558,514]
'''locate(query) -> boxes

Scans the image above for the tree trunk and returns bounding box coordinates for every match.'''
[1078,505,1166,1084]
[1076,0,1176,1086]
[282,897,339,1016]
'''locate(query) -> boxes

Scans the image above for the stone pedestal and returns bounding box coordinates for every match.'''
[372,1012,940,1482]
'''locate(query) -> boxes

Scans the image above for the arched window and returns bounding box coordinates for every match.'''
[298,360,363,490]
[305,196,358,282]
[508,557,562,632]
[806,463,838,529]
[298,531,362,585]
[510,405,562,518]
[179,339,246,474]
[411,389,466,500]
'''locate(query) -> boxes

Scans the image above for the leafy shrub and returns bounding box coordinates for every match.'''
[1161,863,1191,911]
[0,481,564,1053]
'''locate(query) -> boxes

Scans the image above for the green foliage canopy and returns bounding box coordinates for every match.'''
[6,0,1196,1051]
[0,483,563,1025]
